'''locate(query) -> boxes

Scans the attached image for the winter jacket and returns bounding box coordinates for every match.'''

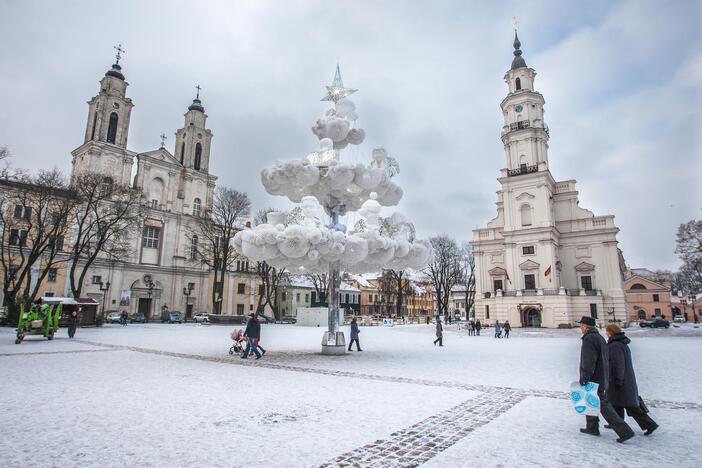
[435,321,443,338]
[475,321,482,330]
[503,322,511,332]
[350,321,360,340]
[579,328,609,392]
[494,322,501,332]
[607,333,640,407]
[244,316,261,339]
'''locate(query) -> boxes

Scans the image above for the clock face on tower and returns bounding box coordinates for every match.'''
[515,104,523,113]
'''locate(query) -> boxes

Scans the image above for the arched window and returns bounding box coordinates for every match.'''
[192,198,201,217]
[515,77,522,90]
[100,177,113,198]
[180,142,185,165]
[520,204,532,227]
[190,235,198,260]
[107,112,119,144]
[637,310,646,320]
[631,283,647,290]
[194,143,202,170]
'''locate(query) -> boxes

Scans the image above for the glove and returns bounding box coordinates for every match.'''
[579,380,587,386]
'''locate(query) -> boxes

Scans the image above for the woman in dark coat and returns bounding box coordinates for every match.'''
[503,320,512,338]
[348,318,361,351]
[606,323,658,435]
[68,310,79,338]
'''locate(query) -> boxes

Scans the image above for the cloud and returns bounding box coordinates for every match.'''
[0,0,698,271]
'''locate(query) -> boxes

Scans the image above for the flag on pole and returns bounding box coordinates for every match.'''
[544,266,552,277]
[505,271,511,283]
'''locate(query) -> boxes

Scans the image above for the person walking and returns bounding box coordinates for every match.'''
[468,320,475,336]
[120,310,129,326]
[475,319,482,336]
[494,320,501,338]
[605,323,658,435]
[242,313,262,360]
[348,317,362,351]
[503,320,512,338]
[434,316,443,346]
[68,310,79,339]
[577,316,635,443]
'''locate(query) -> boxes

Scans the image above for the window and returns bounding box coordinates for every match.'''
[214,282,223,293]
[515,77,521,90]
[305,293,309,303]
[296,293,301,303]
[9,229,28,247]
[236,304,245,315]
[580,275,593,291]
[180,141,185,165]
[47,268,57,283]
[652,294,659,302]
[90,112,98,140]
[485,305,490,319]
[637,310,646,320]
[107,112,118,144]
[151,199,158,209]
[188,282,195,291]
[194,143,202,170]
[522,246,535,255]
[44,292,55,297]
[13,205,30,220]
[493,279,503,292]
[590,303,598,319]
[190,235,198,260]
[237,283,245,294]
[345,293,350,304]
[142,226,160,249]
[192,198,201,217]
[311,291,317,303]
[630,283,646,290]
[524,274,536,290]
[100,177,113,198]
[654,308,661,316]
[520,204,532,227]
[92,275,102,284]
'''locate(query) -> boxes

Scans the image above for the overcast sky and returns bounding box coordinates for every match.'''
[0,0,700,271]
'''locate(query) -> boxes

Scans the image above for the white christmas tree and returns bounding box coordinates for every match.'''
[233,65,432,353]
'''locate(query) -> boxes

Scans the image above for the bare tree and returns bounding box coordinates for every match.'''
[0,170,75,323]
[425,235,463,318]
[305,272,329,306]
[67,172,145,299]
[461,242,476,318]
[675,220,702,294]
[193,187,251,314]
[256,261,287,319]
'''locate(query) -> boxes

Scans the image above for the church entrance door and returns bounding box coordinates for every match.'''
[524,308,541,327]
[138,298,152,321]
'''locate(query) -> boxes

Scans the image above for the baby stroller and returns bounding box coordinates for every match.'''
[229,329,245,355]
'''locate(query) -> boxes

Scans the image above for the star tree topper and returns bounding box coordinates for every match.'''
[321,64,357,103]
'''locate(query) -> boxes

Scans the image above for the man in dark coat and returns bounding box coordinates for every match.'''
[606,324,658,435]
[348,318,362,351]
[241,313,262,359]
[577,316,634,443]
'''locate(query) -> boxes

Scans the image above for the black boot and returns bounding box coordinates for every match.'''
[580,417,600,436]
[580,427,600,436]
[644,423,659,436]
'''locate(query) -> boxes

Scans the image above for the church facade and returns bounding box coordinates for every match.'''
[471,33,626,328]
[68,60,226,319]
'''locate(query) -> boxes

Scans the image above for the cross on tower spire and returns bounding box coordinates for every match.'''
[160,133,167,148]
[512,15,519,32]
[195,85,202,99]
[113,44,125,65]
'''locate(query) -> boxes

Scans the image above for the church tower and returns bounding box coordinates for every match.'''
[71,46,135,186]
[471,28,626,328]
[500,32,550,174]
[173,88,213,173]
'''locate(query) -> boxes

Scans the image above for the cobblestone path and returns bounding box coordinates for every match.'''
[68,339,701,467]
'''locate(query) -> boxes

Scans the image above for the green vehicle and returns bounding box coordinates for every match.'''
[15,303,62,344]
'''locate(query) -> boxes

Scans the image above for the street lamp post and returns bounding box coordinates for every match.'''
[99,281,111,320]
[687,293,696,323]
[183,284,194,320]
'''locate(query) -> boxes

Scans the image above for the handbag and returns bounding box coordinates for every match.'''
[638,396,649,413]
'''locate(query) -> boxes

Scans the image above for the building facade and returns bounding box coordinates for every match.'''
[68,61,221,320]
[471,33,626,328]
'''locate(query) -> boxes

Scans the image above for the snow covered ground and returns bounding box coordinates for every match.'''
[0,322,700,467]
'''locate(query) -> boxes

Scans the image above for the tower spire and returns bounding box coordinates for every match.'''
[105,44,126,80]
[510,19,527,70]
[188,84,205,112]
